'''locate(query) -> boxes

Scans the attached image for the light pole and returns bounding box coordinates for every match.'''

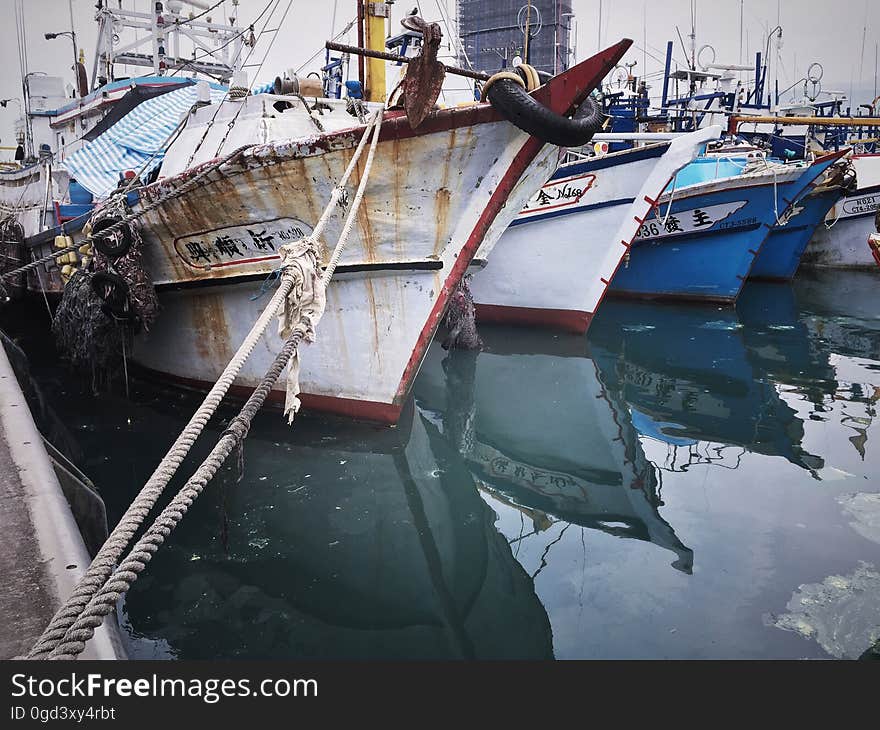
[44,31,80,93]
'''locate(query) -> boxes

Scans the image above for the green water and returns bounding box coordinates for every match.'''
[9,269,880,659]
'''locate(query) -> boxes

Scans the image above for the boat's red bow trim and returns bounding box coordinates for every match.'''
[393,40,633,408]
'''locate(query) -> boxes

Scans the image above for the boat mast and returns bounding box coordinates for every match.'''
[13,0,33,159]
[90,0,244,89]
[362,0,389,102]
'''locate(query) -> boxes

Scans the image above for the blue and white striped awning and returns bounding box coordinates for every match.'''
[63,84,226,200]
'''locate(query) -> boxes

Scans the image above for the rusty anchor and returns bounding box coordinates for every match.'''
[398,15,446,129]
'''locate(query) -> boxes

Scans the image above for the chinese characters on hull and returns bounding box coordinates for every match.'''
[519,173,597,217]
[635,201,750,241]
[174,218,315,269]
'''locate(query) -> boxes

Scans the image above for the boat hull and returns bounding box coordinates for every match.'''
[132,120,556,423]
[608,153,844,302]
[750,187,841,281]
[469,128,719,333]
[129,45,630,423]
[802,154,880,269]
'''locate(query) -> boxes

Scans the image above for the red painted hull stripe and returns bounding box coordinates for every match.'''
[135,366,403,424]
[474,303,593,334]
[392,42,632,404]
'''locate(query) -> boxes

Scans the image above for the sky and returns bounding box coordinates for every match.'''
[2,0,879,154]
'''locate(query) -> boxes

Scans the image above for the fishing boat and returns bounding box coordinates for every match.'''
[414,327,694,573]
[468,126,722,334]
[605,146,846,302]
[804,154,880,269]
[748,155,854,280]
[2,1,632,424]
[127,43,627,423]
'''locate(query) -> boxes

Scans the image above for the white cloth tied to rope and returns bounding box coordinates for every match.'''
[277,238,326,422]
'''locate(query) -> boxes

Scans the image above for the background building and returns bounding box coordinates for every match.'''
[456,0,574,76]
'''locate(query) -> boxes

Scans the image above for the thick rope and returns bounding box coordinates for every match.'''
[28,107,386,660]
[0,241,80,283]
[47,319,310,660]
[26,269,296,658]
[322,110,383,285]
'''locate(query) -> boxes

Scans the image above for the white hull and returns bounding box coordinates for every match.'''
[0,165,70,239]
[133,117,555,421]
[469,127,720,332]
[803,154,880,269]
[127,47,627,422]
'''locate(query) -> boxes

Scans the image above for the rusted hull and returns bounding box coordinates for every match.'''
[130,118,559,422]
[127,44,630,422]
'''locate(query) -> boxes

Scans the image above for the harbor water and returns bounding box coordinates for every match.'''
[6,269,880,660]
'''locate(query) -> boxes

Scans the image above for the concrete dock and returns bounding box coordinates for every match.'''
[0,338,125,660]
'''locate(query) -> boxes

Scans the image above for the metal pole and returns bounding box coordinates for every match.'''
[524,2,532,65]
[68,0,79,84]
[324,41,491,81]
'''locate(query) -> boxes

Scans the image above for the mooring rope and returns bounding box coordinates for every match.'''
[27,108,384,660]
[46,314,311,660]
[26,269,295,658]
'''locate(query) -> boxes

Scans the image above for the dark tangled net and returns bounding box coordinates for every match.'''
[52,202,159,390]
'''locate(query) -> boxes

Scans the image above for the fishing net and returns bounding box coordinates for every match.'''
[52,198,159,389]
[0,217,26,301]
[52,268,128,392]
[89,203,159,331]
[442,274,483,351]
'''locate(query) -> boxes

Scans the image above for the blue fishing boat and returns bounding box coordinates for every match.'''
[607,148,846,302]
[750,166,852,280]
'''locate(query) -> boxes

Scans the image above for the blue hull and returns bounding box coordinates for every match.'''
[609,154,843,302]
[749,188,840,280]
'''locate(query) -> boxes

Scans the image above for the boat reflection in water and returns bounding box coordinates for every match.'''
[112,400,553,660]
[414,328,694,575]
[588,294,827,476]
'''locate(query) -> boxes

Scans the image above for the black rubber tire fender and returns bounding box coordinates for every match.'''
[91,216,133,259]
[90,270,133,319]
[487,79,606,147]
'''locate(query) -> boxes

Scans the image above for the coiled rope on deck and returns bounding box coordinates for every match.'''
[27,108,384,660]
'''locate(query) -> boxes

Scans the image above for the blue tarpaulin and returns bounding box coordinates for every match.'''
[63,84,226,200]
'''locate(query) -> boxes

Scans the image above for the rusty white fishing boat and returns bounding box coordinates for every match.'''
[469,126,721,334]
[2,1,631,424]
[96,19,629,423]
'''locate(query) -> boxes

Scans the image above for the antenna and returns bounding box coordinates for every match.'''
[739,0,743,66]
